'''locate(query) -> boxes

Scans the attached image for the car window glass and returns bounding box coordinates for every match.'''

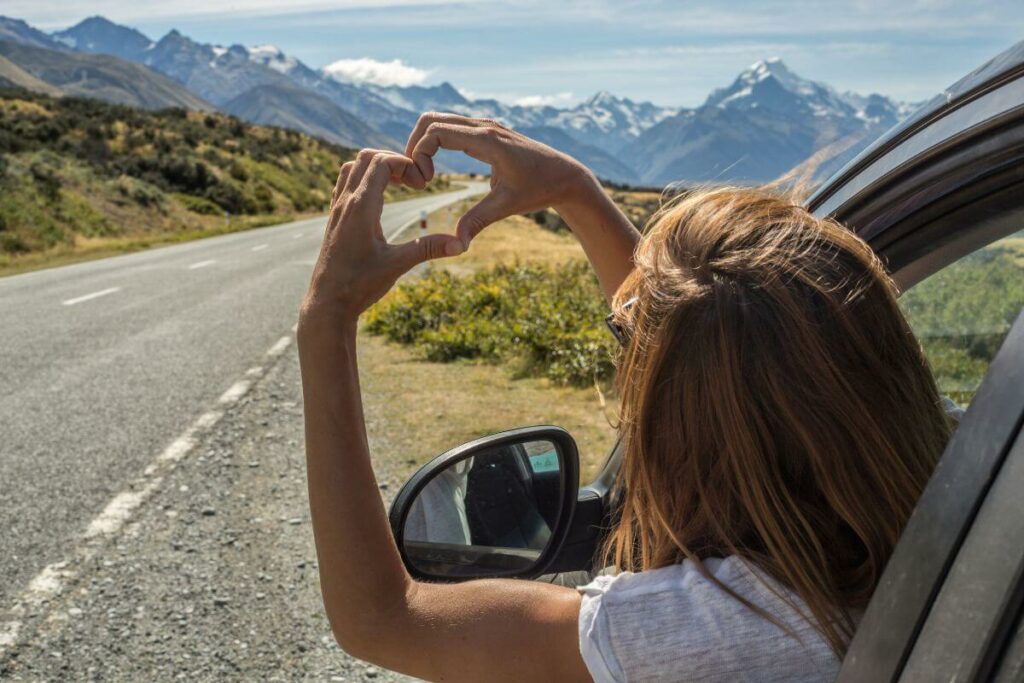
[900,228,1024,410]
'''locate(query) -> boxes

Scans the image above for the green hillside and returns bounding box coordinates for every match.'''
[0,88,448,274]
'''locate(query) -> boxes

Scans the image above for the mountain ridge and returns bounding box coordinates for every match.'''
[2,14,919,186]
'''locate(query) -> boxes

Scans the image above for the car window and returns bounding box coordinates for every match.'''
[900,228,1024,409]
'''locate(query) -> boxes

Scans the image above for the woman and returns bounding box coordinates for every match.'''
[297,113,951,682]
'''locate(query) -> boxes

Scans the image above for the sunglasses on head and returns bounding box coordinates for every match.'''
[605,296,638,346]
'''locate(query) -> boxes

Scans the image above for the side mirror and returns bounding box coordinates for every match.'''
[389,426,580,581]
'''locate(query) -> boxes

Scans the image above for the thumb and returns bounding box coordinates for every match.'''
[390,232,465,272]
[455,192,507,248]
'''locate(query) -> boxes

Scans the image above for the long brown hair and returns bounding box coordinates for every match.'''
[605,186,951,655]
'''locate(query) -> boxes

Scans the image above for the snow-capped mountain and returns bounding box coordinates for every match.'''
[245,44,299,76]
[548,92,677,152]
[367,83,676,151]
[2,15,919,185]
[706,57,901,127]
[623,58,914,185]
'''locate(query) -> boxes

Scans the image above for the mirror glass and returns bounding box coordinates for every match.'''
[402,439,564,578]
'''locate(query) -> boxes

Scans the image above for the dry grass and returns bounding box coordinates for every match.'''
[406,198,589,273]
[357,333,618,483]
[366,199,622,482]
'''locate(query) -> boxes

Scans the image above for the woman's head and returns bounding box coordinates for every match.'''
[606,186,951,654]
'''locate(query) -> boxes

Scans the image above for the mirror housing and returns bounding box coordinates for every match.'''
[389,426,580,581]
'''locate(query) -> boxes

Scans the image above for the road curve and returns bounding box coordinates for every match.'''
[0,183,487,610]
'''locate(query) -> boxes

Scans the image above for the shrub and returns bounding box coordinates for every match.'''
[172,192,223,215]
[366,261,618,385]
[113,175,165,207]
[525,209,570,233]
[29,162,61,200]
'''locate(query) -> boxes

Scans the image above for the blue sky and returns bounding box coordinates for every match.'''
[9,0,1024,107]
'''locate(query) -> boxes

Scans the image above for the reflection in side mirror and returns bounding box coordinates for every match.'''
[389,427,579,581]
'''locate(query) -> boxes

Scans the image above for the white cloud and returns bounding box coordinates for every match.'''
[321,57,432,87]
[513,92,575,107]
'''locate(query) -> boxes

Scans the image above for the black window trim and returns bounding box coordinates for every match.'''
[836,311,1024,682]
[899,411,1024,680]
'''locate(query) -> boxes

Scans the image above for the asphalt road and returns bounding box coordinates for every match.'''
[0,183,487,614]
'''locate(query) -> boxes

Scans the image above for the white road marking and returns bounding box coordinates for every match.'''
[157,433,198,464]
[188,259,217,270]
[0,622,20,650]
[267,336,291,358]
[83,478,164,539]
[292,233,303,239]
[62,287,120,306]
[0,333,295,660]
[251,244,269,252]
[218,379,252,404]
[194,410,222,430]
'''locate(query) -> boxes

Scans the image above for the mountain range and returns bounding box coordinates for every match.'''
[0,14,920,185]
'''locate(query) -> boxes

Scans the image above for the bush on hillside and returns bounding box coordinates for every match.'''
[365,261,618,386]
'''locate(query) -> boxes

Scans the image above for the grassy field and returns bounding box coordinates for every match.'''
[0,88,450,277]
[360,202,623,481]
[900,228,1024,405]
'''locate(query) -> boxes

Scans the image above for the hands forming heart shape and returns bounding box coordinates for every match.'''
[305,113,596,320]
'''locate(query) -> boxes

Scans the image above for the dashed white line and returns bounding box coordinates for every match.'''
[62,287,120,306]
[251,244,269,252]
[83,478,164,539]
[267,336,291,358]
[218,379,252,405]
[0,332,295,661]
[188,259,217,270]
[292,233,303,239]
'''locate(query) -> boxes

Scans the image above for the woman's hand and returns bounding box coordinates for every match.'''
[407,112,641,301]
[406,112,599,248]
[301,150,464,323]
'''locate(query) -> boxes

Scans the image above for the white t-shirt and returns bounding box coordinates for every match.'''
[577,556,841,682]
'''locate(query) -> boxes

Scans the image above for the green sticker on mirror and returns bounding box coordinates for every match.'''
[528,450,559,474]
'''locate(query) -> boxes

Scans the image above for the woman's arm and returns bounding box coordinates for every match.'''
[298,150,591,682]
[405,112,640,301]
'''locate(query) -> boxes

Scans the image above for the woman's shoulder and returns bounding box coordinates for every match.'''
[579,556,763,604]
[577,557,840,683]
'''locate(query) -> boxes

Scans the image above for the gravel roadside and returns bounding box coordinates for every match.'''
[1,341,417,682]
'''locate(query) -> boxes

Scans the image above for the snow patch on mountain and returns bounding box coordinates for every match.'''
[247,44,298,75]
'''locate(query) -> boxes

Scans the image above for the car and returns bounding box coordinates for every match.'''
[386,39,1024,682]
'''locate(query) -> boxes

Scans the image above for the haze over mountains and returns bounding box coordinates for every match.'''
[0,14,920,185]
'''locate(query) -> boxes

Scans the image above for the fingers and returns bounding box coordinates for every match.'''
[411,123,498,183]
[455,191,508,247]
[407,113,503,182]
[355,153,420,219]
[390,233,465,272]
[343,149,383,194]
[404,112,500,159]
[332,161,353,210]
[341,149,426,198]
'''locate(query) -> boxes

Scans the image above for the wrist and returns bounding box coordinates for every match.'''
[552,166,602,216]
[297,300,358,347]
